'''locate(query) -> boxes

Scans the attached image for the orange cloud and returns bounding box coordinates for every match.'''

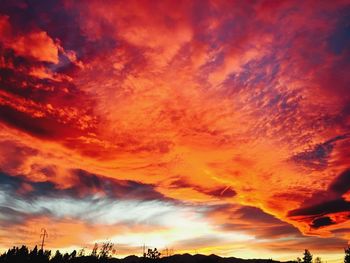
[0,15,59,63]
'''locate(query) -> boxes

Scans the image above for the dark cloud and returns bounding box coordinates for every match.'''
[0,171,22,191]
[288,168,350,222]
[0,168,166,202]
[170,177,236,199]
[0,103,96,142]
[235,206,300,238]
[72,169,166,201]
[237,206,283,224]
[288,199,350,217]
[206,187,236,198]
[262,225,299,238]
[206,204,300,238]
[327,7,350,55]
[310,216,336,229]
[328,168,350,195]
[291,134,349,170]
[0,105,65,139]
[0,206,27,226]
[0,171,58,199]
[169,177,193,189]
[291,142,333,170]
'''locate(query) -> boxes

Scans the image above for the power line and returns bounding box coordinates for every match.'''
[40,228,48,251]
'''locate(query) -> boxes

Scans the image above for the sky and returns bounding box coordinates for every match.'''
[0,0,350,261]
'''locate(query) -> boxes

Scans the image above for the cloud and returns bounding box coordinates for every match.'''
[72,169,167,201]
[329,168,350,195]
[0,15,59,63]
[288,169,350,231]
[0,167,168,203]
[0,170,190,229]
[255,235,348,252]
[311,217,336,229]
[289,199,350,217]
[0,206,32,227]
[290,134,350,171]
[0,140,38,174]
[205,204,301,239]
[169,177,236,200]
[0,0,350,259]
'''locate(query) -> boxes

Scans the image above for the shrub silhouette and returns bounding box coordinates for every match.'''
[345,246,350,263]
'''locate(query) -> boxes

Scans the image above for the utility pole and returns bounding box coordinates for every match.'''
[40,228,48,251]
[142,244,146,257]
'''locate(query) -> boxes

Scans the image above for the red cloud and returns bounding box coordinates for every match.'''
[0,15,59,63]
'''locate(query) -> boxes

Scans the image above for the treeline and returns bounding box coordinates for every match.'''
[0,245,112,263]
[295,248,350,263]
[0,245,349,263]
[0,242,162,263]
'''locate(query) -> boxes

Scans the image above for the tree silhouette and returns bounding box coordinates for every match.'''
[91,243,98,257]
[51,250,63,263]
[29,246,38,261]
[62,252,70,262]
[37,248,51,263]
[69,250,77,260]
[345,246,350,263]
[98,241,114,259]
[314,257,322,263]
[146,248,161,259]
[303,249,312,263]
[77,248,85,257]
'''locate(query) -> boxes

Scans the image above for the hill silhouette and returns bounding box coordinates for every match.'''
[121,253,283,263]
[3,245,350,263]
[0,245,295,263]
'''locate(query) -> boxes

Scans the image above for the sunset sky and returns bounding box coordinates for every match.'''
[0,0,350,261]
